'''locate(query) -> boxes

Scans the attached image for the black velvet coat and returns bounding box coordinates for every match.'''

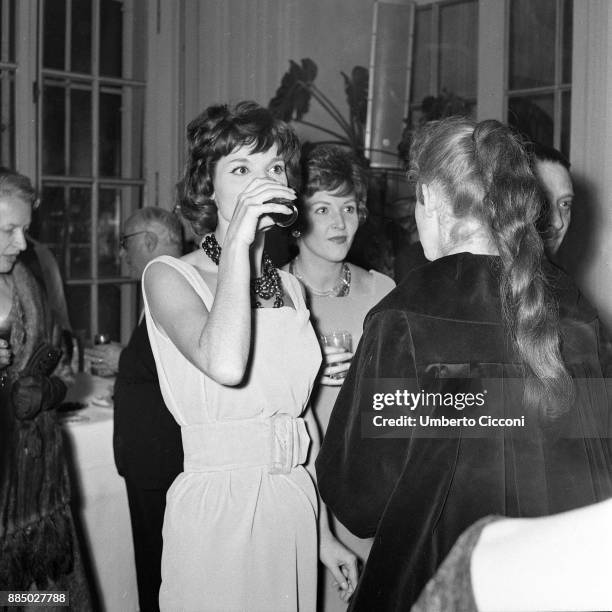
[316,253,612,611]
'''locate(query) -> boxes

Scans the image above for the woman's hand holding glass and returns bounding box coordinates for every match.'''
[320,331,353,386]
[320,345,353,386]
[0,339,11,369]
[224,178,297,248]
[0,328,11,369]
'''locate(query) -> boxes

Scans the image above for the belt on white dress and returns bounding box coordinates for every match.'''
[181,413,311,474]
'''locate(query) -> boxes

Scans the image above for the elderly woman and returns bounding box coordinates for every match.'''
[0,169,89,601]
[143,101,356,611]
[316,117,612,610]
[283,144,394,610]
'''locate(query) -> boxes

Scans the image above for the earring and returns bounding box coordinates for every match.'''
[291,229,301,238]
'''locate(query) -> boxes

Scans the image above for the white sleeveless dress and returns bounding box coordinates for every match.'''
[142,256,321,612]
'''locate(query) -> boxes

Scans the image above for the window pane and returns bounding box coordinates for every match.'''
[509,0,556,89]
[0,70,15,167]
[44,0,66,70]
[100,0,123,77]
[68,186,93,279]
[43,84,66,175]
[99,90,121,176]
[98,184,142,277]
[130,1,148,81]
[99,86,146,179]
[0,0,16,63]
[71,0,92,73]
[439,1,478,99]
[98,187,122,277]
[411,8,432,106]
[124,87,145,179]
[561,90,571,159]
[66,285,91,341]
[70,87,92,176]
[98,284,122,339]
[34,186,68,274]
[562,0,573,84]
[508,94,554,146]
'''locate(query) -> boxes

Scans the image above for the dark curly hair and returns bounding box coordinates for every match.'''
[176,101,301,236]
[296,144,368,232]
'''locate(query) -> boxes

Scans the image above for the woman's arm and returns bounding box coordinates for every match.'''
[143,243,251,386]
[303,407,359,602]
[145,178,294,386]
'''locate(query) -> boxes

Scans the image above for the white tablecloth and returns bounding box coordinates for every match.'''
[61,373,138,612]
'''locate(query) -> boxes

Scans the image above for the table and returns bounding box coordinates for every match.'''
[61,373,138,612]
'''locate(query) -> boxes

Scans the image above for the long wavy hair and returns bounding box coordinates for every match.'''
[409,117,573,418]
[176,101,301,236]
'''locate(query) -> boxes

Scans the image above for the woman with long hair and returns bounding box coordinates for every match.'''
[283,144,394,610]
[143,101,356,611]
[316,117,612,610]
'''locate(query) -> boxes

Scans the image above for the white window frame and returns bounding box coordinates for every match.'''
[35,0,147,342]
[505,0,571,151]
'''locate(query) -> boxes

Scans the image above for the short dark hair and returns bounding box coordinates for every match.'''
[529,142,571,171]
[298,144,368,227]
[177,101,301,236]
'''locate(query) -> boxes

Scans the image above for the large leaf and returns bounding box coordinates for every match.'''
[269,59,318,121]
[341,66,368,127]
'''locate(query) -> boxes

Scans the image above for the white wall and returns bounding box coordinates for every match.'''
[561,1,612,330]
[181,0,375,145]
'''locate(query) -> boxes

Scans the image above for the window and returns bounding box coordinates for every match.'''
[31,0,147,342]
[507,0,572,156]
[0,0,16,167]
[408,0,478,128]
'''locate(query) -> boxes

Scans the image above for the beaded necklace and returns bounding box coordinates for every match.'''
[201,233,284,308]
[289,259,351,297]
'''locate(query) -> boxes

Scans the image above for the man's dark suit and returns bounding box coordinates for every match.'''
[113,319,183,612]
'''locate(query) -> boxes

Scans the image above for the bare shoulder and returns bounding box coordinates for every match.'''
[143,258,190,301]
[347,263,395,297]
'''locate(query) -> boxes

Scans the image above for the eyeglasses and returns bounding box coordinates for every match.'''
[119,230,148,250]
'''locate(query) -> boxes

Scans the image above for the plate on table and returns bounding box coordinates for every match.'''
[91,394,113,408]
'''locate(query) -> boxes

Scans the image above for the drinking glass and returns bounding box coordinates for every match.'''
[91,332,112,377]
[263,197,298,228]
[0,324,11,346]
[319,331,353,379]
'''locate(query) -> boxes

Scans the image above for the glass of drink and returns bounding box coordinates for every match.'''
[91,332,111,377]
[319,331,353,379]
[94,333,111,346]
[263,197,298,228]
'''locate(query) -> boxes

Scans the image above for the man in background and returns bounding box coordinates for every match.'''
[531,142,574,261]
[86,206,183,611]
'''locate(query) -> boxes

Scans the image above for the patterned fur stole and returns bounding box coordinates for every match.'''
[0,261,73,589]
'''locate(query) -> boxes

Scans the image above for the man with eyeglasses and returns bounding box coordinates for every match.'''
[86,206,184,612]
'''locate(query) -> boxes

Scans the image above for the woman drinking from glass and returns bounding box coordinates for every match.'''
[143,101,357,611]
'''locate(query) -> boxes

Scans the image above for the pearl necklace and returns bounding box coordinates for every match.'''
[201,234,284,308]
[290,259,351,297]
